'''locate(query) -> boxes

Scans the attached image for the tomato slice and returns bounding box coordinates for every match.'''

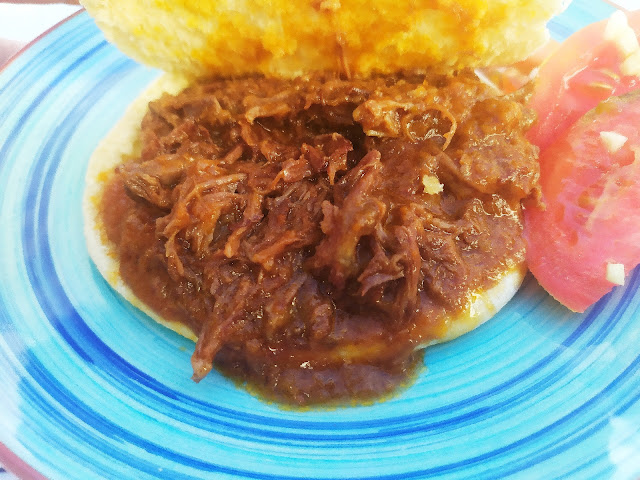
[524,10,640,312]
[527,10,640,151]
[525,91,640,312]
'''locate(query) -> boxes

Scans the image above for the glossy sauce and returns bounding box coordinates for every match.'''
[101,72,539,405]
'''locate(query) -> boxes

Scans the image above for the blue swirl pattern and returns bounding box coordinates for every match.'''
[1,2,640,479]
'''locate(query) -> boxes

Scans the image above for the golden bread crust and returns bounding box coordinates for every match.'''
[80,0,565,79]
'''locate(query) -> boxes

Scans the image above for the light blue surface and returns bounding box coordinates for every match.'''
[1,3,640,479]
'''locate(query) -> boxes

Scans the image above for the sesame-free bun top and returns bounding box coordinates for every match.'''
[80,0,566,79]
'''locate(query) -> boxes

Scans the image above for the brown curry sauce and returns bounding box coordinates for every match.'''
[100,72,538,405]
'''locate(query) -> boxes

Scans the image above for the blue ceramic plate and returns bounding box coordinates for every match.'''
[1,2,640,479]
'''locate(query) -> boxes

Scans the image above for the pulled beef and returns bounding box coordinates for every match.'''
[101,71,539,405]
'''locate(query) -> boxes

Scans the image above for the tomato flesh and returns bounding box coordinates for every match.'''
[525,92,640,312]
[527,11,640,151]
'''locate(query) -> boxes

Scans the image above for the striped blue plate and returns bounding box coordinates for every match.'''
[1,2,640,479]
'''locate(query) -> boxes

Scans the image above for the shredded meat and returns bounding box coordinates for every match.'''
[101,71,539,405]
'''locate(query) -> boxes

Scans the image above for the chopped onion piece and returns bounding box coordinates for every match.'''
[604,11,639,57]
[600,131,628,153]
[422,175,444,195]
[606,263,625,286]
[621,49,640,77]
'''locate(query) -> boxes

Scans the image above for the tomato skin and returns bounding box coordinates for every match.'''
[527,11,640,151]
[525,92,640,312]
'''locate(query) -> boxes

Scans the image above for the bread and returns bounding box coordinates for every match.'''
[80,0,566,79]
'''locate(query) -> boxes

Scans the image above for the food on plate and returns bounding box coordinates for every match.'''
[82,0,564,404]
[85,72,536,404]
[524,10,640,312]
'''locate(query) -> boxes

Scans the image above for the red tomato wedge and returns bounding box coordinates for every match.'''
[525,91,640,312]
[527,10,640,151]
[524,10,640,312]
